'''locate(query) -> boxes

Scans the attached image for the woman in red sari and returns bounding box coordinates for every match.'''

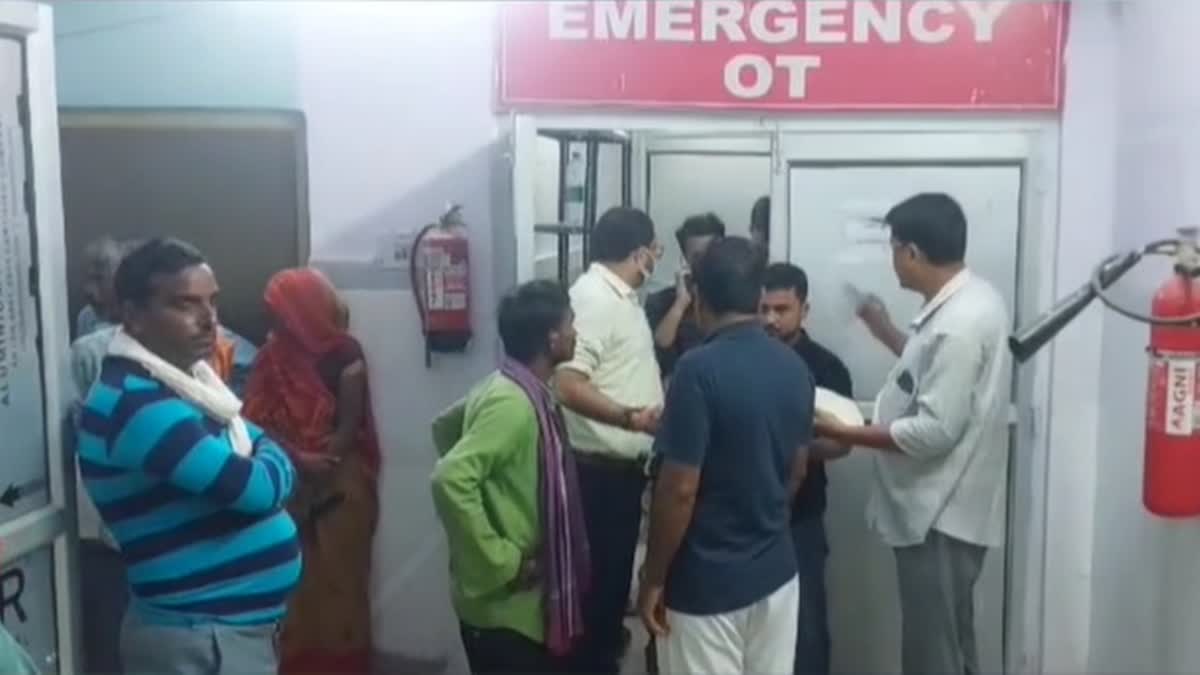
[243,268,381,675]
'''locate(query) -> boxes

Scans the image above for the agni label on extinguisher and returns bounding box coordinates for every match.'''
[1152,357,1200,437]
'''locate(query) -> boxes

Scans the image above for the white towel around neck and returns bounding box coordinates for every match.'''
[107,328,253,457]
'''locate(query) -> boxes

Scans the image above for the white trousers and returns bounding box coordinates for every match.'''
[658,575,799,675]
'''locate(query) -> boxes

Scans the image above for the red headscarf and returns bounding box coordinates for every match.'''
[243,268,381,476]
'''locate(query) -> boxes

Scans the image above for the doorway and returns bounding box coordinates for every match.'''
[513,115,1055,673]
[643,133,772,291]
[780,131,1031,674]
[57,108,309,344]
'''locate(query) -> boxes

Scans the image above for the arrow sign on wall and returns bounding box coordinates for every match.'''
[0,479,45,508]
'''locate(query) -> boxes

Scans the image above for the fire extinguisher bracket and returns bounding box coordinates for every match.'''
[1009,227,1200,517]
[1092,229,1200,327]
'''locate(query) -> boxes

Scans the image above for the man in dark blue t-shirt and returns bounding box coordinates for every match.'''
[637,237,815,674]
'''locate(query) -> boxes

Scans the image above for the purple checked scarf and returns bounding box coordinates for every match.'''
[499,358,591,657]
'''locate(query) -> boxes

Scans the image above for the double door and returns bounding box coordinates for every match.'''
[641,127,1041,674]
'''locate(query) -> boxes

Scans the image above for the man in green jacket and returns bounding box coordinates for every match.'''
[432,280,590,674]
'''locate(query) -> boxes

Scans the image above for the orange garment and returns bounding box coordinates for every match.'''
[210,334,235,383]
[244,269,381,474]
[243,268,379,675]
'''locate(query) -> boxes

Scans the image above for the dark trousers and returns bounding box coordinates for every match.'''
[80,540,128,675]
[460,624,559,674]
[792,516,831,675]
[572,454,646,674]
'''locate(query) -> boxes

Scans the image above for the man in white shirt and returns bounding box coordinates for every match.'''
[556,206,664,673]
[814,193,1010,675]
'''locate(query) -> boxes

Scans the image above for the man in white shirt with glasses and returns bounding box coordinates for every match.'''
[815,193,1011,675]
[556,206,664,673]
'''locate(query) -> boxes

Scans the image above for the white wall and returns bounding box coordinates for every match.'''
[1087,1,1200,673]
[53,1,295,107]
[1036,2,1119,671]
[293,4,503,671]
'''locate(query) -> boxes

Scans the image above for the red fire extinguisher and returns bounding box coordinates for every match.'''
[1012,227,1200,518]
[411,204,472,367]
[1145,232,1200,516]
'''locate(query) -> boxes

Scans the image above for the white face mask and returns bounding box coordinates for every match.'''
[630,248,655,287]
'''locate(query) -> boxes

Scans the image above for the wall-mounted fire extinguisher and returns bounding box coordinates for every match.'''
[1084,227,1200,517]
[1011,226,1200,518]
[411,204,471,367]
[1143,229,1200,516]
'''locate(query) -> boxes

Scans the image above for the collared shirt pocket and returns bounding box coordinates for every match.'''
[876,364,919,425]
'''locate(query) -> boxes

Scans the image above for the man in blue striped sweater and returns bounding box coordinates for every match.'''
[76,238,301,675]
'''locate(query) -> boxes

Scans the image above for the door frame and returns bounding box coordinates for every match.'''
[0,2,79,673]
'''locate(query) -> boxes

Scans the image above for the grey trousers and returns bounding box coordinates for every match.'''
[894,530,987,675]
[120,610,278,675]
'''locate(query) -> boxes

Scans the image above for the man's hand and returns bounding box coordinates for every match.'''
[509,556,539,592]
[629,406,663,435]
[856,293,891,335]
[855,293,908,357]
[637,576,670,638]
[673,270,692,311]
[324,432,354,459]
[813,409,846,440]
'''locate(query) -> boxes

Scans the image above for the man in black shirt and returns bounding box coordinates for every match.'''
[761,263,853,675]
[644,213,725,379]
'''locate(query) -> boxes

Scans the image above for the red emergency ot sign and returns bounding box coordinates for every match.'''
[497,0,1069,112]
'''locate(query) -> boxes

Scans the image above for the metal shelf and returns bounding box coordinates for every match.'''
[536,130,634,284]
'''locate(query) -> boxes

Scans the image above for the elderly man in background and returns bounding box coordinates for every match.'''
[556,206,664,674]
[76,236,123,337]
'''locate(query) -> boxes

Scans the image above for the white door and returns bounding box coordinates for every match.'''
[0,4,77,674]
[642,133,772,291]
[780,131,1031,675]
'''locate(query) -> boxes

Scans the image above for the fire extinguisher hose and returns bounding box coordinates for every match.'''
[1091,237,1200,326]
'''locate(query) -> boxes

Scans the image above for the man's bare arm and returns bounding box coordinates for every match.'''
[643,461,700,587]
